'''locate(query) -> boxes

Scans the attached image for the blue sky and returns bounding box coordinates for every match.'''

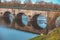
[2,0,60,5]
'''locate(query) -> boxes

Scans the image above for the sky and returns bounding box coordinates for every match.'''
[1,0,60,5]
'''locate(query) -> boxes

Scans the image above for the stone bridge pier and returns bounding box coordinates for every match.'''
[47,11,60,32]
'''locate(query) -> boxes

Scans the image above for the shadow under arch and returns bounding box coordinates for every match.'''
[55,16,60,27]
[3,11,13,25]
[31,14,47,30]
[15,12,28,27]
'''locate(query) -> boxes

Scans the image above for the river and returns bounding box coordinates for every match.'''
[0,25,38,40]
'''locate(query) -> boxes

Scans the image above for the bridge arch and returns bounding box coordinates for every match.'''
[31,14,47,30]
[3,11,13,25]
[55,16,60,27]
[51,13,60,27]
[15,12,28,26]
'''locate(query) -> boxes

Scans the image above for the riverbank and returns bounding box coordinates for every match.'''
[30,27,60,40]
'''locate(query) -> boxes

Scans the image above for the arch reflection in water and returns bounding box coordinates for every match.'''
[9,14,13,23]
[15,13,28,26]
[56,16,60,27]
[37,15,46,29]
[3,11,13,24]
[32,14,46,30]
[22,14,28,26]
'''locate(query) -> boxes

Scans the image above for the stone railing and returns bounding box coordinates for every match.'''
[0,3,60,11]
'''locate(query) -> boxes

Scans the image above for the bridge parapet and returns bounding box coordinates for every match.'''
[0,3,60,11]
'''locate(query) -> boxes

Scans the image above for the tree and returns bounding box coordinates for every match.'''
[35,0,46,4]
[24,0,32,4]
[12,0,21,3]
[0,0,1,3]
[4,0,7,2]
[35,0,41,4]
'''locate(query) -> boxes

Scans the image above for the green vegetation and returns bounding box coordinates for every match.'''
[30,27,60,40]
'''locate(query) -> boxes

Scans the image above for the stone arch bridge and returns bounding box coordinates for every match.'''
[0,7,60,34]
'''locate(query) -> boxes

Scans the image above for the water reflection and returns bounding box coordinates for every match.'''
[15,13,28,26]
[22,14,28,26]
[37,15,46,29]
[0,25,38,40]
[3,11,13,24]
[9,14,13,23]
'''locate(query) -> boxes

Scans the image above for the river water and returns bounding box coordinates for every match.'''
[0,25,38,40]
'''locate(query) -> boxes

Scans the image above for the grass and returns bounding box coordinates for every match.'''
[30,27,60,40]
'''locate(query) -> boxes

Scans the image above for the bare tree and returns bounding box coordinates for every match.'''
[24,0,32,4]
[4,0,7,2]
[12,0,21,3]
[35,0,46,4]
[35,0,41,4]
